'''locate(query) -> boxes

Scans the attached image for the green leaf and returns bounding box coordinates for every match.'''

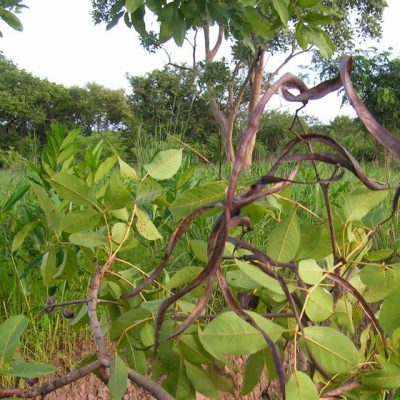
[206,364,234,392]
[184,361,219,398]
[235,259,284,295]
[343,188,389,222]
[112,222,130,244]
[304,287,333,322]
[379,287,400,332]
[173,12,186,46]
[53,247,78,280]
[118,157,139,180]
[199,311,283,357]
[302,326,359,374]
[166,267,203,291]
[360,264,400,302]
[296,224,332,261]
[57,142,79,164]
[109,355,128,400]
[295,24,308,50]
[179,335,213,365]
[0,10,23,31]
[30,183,62,237]
[306,27,335,59]
[364,249,394,262]
[50,173,98,207]
[159,18,174,43]
[60,128,80,150]
[285,371,318,400]
[12,221,37,253]
[40,248,57,287]
[2,183,29,213]
[226,270,261,290]
[125,0,144,13]
[242,351,264,395]
[170,182,225,219]
[363,362,400,390]
[69,232,108,248]
[135,178,164,204]
[122,335,147,375]
[0,315,28,367]
[144,149,183,180]
[266,209,300,262]
[272,0,290,24]
[163,357,193,399]
[135,208,162,240]
[139,322,154,348]
[94,155,117,182]
[104,174,131,210]
[304,13,332,25]
[334,297,355,334]
[61,209,100,233]
[189,240,208,263]
[298,259,325,285]
[243,7,272,39]
[298,0,320,7]
[11,363,59,379]
[110,307,151,340]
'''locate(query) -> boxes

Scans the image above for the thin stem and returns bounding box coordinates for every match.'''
[0,359,107,399]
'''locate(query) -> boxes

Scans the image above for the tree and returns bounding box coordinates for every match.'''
[91,0,387,166]
[312,48,400,133]
[0,53,135,147]
[127,66,219,157]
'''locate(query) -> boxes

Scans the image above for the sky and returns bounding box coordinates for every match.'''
[1,0,399,123]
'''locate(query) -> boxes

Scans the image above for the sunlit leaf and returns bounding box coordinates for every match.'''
[11,363,59,379]
[302,326,359,374]
[266,209,300,262]
[135,208,162,240]
[144,149,183,180]
[50,173,97,207]
[0,315,28,367]
[285,370,318,400]
[200,311,283,357]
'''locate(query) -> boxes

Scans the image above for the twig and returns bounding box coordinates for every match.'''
[127,368,174,400]
[320,381,360,398]
[0,359,107,399]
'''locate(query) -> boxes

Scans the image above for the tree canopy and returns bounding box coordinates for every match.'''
[0,53,134,147]
[91,0,388,166]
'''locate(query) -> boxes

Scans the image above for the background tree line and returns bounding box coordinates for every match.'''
[0,47,398,164]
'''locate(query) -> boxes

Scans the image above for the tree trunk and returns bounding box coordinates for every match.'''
[242,51,265,167]
[209,99,235,164]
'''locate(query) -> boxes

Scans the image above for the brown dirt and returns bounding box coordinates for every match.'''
[38,355,277,400]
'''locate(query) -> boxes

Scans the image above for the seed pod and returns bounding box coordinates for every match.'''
[238,292,259,310]
[62,309,75,319]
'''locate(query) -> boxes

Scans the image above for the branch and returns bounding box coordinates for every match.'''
[0,359,107,399]
[127,368,174,400]
[205,23,224,62]
[320,382,360,399]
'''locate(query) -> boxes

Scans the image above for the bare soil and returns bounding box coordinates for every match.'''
[36,355,278,400]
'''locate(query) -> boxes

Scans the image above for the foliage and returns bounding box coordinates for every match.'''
[92,0,386,56]
[127,67,219,159]
[2,53,400,400]
[91,0,387,166]
[0,53,135,144]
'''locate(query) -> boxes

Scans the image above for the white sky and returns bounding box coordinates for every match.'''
[0,0,399,123]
